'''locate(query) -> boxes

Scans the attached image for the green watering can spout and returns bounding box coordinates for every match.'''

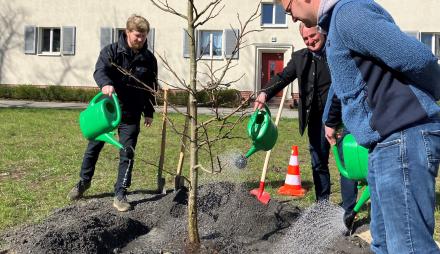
[95,132,124,150]
[244,104,278,158]
[245,146,258,158]
[79,92,123,150]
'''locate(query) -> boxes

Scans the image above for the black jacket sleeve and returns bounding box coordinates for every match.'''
[93,45,115,89]
[263,52,298,101]
[324,93,342,128]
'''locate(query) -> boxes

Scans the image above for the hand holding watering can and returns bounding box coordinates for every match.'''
[101,85,153,127]
[253,92,268,110]
[102,85,115,97]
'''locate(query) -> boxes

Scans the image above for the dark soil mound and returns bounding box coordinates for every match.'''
[1,182,371,253]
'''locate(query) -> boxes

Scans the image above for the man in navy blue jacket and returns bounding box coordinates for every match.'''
[68,14,158,212]
[278,0,440,253]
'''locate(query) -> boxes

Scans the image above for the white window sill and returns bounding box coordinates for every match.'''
[199,56,223,61]
[37,52,61,56]
[261,24,288,29]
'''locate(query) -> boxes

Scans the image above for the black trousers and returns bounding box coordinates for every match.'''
[307,114,358,212]
[79,121,140,195]
[307,114,331,201]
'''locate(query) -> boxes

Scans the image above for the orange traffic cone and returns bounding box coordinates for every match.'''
[278,145,307,197]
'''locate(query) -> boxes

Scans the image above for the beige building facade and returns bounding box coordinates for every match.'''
[0,0,439,97]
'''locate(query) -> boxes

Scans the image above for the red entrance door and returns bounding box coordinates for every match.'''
[261,52,284,96]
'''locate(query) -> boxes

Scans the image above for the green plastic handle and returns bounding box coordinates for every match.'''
[89,91,121,129]
[89,91,104,107]
[250,104,271,139]
[255,104,271,140]
[263,104,271,117]
[111,93,121,129]
[332,145,349,179]
[250,108,260,139]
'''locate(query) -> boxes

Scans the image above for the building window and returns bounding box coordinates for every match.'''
[183,29,239,59]
[420,32,440,58]
[24,25,76,55]
[261,3,286,27]
[115,28,125,41]
[404,31,440,59]
[199,31,223,58]
[39,27,61,54]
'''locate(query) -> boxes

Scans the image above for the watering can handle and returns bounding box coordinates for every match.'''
[250,104,271,138]
[332,145,349,179]
[89,91,104,107]
[88,92,121,129]
[263,104,271,117]
[250,107,260,138]
[111,93,121,128]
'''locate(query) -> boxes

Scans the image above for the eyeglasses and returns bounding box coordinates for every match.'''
[285,0,293,16]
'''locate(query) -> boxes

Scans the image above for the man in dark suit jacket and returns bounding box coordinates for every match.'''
[254,24,357,213]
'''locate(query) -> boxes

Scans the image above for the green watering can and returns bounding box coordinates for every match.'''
[245,104,278,158]
[79,92,123,150]
[234,104,278,169]
[332,133,370,230]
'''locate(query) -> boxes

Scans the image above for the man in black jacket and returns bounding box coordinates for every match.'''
[68,14,158,212]
[254,24,357,211]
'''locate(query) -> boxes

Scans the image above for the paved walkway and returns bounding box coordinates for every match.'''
[0,99,298,118]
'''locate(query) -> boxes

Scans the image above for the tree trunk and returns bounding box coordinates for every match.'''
[187,0,200,244]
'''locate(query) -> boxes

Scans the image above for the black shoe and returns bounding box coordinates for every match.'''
[343,210,357,230]
[113,191,132,212]
[67,181,91,201]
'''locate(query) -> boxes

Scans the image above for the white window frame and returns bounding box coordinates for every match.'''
[198,30,223,60]
[435,34,440,59]
[260,3,288,28]
[115,28,126,42]
[424,32,440,58]
[413,32,440,59]
[38,27,61,55]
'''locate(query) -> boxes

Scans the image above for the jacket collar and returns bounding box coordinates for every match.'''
[117,32,129,54]
[317,0,339,33]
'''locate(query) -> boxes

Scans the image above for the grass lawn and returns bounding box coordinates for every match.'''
[0,107,439,241]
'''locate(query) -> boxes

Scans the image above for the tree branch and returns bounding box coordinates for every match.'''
[150,0,188,20]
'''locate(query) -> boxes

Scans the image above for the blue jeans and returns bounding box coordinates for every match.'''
[79,121,140,195]
[368,121,440,254]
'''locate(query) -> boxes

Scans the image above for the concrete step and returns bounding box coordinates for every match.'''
[267,96,295,109]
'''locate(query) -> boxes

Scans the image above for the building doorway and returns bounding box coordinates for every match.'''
[261,52,284,96]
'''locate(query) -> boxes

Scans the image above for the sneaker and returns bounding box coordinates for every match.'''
[113,193,132,212]
[67,180,91,201]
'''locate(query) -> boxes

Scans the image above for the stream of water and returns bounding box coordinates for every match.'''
[272,201,347,254]
[215,149,248,172]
